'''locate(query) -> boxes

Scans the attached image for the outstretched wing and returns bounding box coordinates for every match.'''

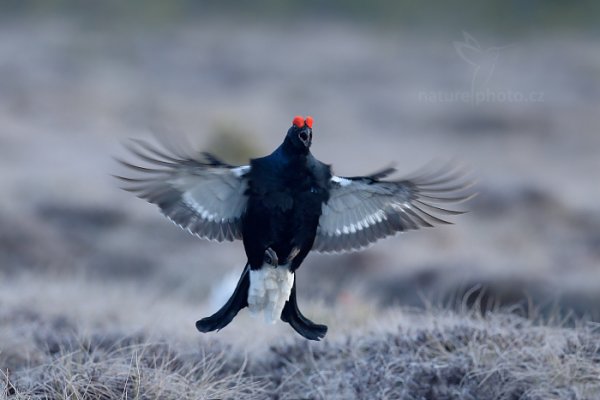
[313,165,475,253]
[115,137,249,242]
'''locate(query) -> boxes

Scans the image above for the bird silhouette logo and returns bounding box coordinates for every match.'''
[453,31,513,93]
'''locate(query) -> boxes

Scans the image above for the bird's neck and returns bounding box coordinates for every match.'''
[277,138,310,162]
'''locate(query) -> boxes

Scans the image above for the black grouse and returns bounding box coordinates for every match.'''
[117,115,473,341]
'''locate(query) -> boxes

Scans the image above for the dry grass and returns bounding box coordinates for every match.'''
[262,313,600,399]
[1,280,599,400]
[0,309,265,399]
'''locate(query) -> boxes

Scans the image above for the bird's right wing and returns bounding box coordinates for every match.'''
[115,137,250,242]
[313,165,475,253]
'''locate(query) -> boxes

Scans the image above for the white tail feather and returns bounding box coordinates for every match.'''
[248,264,294,324]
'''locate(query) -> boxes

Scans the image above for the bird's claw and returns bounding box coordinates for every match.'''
[286,246,301,264]
[264,247,279,267]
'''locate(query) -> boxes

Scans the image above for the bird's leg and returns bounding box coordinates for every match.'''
[263,247,279,267]
[285,246,301,265]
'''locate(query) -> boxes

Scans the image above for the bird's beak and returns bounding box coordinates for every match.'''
[299,129,312,148]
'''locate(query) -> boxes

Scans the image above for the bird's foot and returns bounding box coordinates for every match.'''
[285,246,301,264]
[264,247,279,267]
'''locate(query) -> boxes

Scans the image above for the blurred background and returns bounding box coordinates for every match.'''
[1,0,599,346]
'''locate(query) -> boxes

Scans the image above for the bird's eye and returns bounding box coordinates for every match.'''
[299,132,308,141]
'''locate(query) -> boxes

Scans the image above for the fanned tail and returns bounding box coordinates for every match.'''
[281,279,328,341]
[196,264,250,333]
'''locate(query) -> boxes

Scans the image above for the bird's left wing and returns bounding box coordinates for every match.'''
[115,138,249,242]
[313,166,474,253]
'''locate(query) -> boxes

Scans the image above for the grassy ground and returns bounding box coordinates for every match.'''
[2,277,599,399]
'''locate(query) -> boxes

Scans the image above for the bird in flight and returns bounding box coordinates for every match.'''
[116,116,473,341]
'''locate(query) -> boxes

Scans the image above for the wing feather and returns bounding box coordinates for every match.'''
[117,138,249,242]
[313,165,474,253]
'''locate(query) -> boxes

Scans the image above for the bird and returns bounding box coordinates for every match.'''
[115,115,474,341]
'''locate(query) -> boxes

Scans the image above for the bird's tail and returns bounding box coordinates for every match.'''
[281,279,328,341]
[196,264,250,333]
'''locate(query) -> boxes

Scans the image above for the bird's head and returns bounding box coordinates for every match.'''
[285,115,313,152]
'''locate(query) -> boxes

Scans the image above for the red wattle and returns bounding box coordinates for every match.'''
[292,115,305,128]
[305,116,313,129]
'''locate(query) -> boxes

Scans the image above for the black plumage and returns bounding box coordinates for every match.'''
[242,123,331,273]
[116,116,474,341]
